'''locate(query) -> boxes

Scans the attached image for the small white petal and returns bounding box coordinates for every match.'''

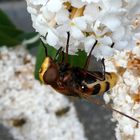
[103,93,110,104]
[101,14,121,31]
[34,15,48,36]
[102,0,122,10]
[71,26,84,39]
[47,29,59,46]
[135,128,140,140]
[100,45,114,57]
[27,6,37,15]
[123,125,134,135]
[84,36,96,53]
[29,0,48,5]
[132,46,140,57]
[34,24,48,36]
[114,41,128,50]
[92,20,101,31]
[94,45,114,58]
[98,36,112,45]
[56,24,70,35]
[73,17,87,31]
[125,95,133,104]
[47,0,62,12]
[36,14,47,25]
[41,6,55,21]
[112,26,125,41]
[84,4,100,21]
[55,8,69,24]
[81,0,99,3]
[71,0,85,8]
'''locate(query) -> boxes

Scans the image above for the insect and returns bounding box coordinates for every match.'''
[39,32,139,125]
[55,106,70,117]
[12,118,26,127]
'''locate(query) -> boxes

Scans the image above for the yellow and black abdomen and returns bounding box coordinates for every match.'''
[87,72,118,95]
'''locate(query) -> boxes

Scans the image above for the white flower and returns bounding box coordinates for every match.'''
[71,0,85,8]
[81,0,100,3]
[46,29,59,46]
[47,0,62,12]
[101,14,121,31]
[101,0,122,10]
[26,0,140,58]
[105,43,140,140]
[27,0,48,6]
[0,46,87,140]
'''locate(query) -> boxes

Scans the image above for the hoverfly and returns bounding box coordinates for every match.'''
[39,32,139,125]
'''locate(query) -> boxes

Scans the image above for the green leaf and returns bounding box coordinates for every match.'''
[34,41,87,80]
[17,32,40,49]
[47,44,57,58]
[68,50,87,68]
[0,25,23,38]
[0,9,16,27]
[0,9,24,47]
[0,32,20,46]
[34,42,46,80]
[17,32,38,41]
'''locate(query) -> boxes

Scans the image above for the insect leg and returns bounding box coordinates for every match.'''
[84,40,98,70]
[101,58,105,81]
[78,92,139,126]
[65,32,70,64]
[40,32,48,40]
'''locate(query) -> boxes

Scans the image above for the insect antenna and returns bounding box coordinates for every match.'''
[79,93,139,126]
[65,32,70,64]
[110,42,115,48]
[84,40,98,70]
[40,32,48,40]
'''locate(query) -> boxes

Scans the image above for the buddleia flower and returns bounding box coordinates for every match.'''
[26,0,140,58]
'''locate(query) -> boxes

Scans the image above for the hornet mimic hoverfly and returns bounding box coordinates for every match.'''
[39,32,139,125]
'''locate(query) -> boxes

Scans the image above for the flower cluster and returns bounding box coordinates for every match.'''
[0,46,87,140]
[26,0,140,58]
[104,42,140,140]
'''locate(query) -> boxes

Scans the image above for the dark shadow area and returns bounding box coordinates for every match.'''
[74,99,116,140]
[0,124,15,140]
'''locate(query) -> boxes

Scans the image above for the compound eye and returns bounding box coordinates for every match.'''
[43,67,58,84]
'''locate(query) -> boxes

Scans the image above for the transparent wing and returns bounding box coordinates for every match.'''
[77,92,139,125]
[87,55,103,72]
[85,55,105,81]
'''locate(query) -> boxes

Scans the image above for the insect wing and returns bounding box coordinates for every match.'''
[87,55,104,73]
[85,55,105,81]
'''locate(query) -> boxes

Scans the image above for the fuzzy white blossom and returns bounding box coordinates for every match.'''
[25,0,140,139]
[104,42,140,140]
[26,0,140,58]
[0,46,87,140]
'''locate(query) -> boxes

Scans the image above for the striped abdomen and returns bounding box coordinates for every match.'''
[86,72,118,95]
